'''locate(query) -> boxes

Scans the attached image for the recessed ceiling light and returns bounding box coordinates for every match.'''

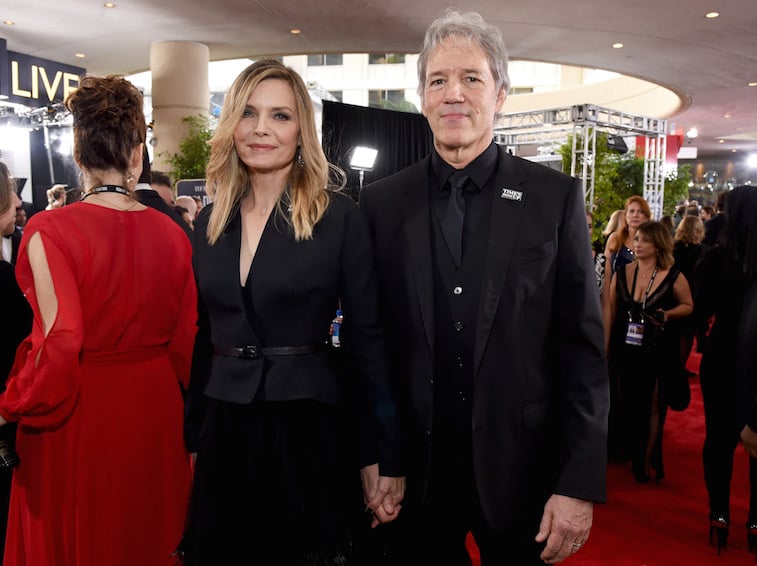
[290,28,302,35]
[612,43,624,49]
[732,149,738,153]
[103,2,116,8]
[705,12,719,18]
[686,127,699,138]
[749,82,757,87]
[74,53,86,58]
[724,114,732,119]
[718,139,725,143]
[3,20,15,25]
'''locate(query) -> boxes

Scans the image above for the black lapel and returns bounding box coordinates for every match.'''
[474,150,528,376]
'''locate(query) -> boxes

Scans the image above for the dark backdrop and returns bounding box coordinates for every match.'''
[321,101,433,201]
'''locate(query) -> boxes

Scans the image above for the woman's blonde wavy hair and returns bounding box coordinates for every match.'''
[204,59,344,244]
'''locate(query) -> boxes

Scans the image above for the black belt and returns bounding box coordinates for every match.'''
[213,343,328,360]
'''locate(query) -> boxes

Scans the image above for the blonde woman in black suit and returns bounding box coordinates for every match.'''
[182,59,404,565]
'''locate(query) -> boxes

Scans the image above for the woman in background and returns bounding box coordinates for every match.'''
[605,221,692,484]
[603,198,651,461]
[673,215,705,368]
[694,185,757,555]
[0,75,196,566]
[183,60,403,565]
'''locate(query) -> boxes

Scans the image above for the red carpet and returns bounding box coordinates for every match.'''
[467,350,756,564]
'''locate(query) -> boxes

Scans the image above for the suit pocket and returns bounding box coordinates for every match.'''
[521,399,554,430]
[512,238,555,266]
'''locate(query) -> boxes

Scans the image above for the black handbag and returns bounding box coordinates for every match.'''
[665,368,692,412]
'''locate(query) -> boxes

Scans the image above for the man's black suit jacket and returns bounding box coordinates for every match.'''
[360,147,609,529]
[135,189,193,242]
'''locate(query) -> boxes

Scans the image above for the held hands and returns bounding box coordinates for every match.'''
[741,425,757,458]
[535,494,593,564]
[0,416,6,427]
[360,463,405,528]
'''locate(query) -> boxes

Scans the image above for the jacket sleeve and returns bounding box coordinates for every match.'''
[338,198,403,476]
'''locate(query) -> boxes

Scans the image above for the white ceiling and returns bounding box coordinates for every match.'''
[2,0,757,157]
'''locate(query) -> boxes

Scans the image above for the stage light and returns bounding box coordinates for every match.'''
[349,146,378,190]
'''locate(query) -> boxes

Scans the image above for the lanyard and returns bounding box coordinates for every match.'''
[631,263,658,312]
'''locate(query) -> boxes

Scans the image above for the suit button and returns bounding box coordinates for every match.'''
[425,428,432,437]
[454,321,463,331]
[429,377,434,384]
[456,356,463,367]
[453,286,463,295]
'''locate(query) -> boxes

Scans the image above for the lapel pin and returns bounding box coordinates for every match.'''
[500,188,524,201]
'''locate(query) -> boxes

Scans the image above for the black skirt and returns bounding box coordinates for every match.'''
[182,398,361,565]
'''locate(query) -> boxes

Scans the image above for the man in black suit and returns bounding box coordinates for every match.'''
[360,10,609,565]
[133,149,192,242]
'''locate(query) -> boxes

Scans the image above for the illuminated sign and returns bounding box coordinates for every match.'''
[0,38,85,108]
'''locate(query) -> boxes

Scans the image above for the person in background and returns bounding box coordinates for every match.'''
[192,195,204,216]
[694,185,757,555]
[1,203,21,267]
[673,215,705,369]
[14,208,25,234]
[175,195,198,229]
[0,162,33,566]
[703,191,727,248]
[360,10,608,565]
[602,197,651,462]
[736,190,757,557]
[605,221,692,484]
[587,210,605,292]
[134,147,192,241]
[182,59,403,565]
[602,196,651,312]
[150,170,176,207]
[44,184,66,211]
[0,75,196,566]
[701,205,715,223]
[602,209,625,247]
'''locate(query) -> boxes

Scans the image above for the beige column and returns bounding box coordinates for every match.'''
[150,41,209,175]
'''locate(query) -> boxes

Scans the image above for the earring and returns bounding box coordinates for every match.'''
[126,174,135,185]
[296,146,304,170]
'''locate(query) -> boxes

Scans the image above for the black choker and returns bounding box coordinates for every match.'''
[83,185,130,199]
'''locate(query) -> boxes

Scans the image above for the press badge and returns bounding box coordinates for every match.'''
[625,322,644,346]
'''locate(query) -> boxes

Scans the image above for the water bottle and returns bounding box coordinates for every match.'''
[331,309,343,348]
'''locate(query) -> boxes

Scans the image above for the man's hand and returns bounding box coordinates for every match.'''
[742,425,757,458]
[535,494,593,564]
[360,463,405,528]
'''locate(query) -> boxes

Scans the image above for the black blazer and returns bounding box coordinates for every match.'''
[135,189,193,242]
[6,229,22,266]
[360,147,609,529]
[187,192,402,474]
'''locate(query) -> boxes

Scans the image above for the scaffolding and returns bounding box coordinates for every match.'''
[493,104,668,218]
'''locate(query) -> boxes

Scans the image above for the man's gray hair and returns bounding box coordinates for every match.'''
[417,9,510,100]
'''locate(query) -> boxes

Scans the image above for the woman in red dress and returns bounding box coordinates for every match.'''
[0,75,196,566]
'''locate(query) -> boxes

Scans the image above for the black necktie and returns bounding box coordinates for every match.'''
[441,170,469,266]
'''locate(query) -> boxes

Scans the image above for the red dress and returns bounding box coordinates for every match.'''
[0,203,196,566]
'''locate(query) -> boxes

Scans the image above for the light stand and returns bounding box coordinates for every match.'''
[349,146,378,191]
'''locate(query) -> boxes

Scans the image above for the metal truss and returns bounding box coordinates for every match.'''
[494,104,668,215]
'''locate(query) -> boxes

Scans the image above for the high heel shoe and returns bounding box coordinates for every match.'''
[709,514,729,555]
[746,520,757,557]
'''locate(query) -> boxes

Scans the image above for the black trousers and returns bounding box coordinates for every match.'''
[379,429,545,566]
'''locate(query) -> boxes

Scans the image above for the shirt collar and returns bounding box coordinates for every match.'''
[431,140,498,192]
